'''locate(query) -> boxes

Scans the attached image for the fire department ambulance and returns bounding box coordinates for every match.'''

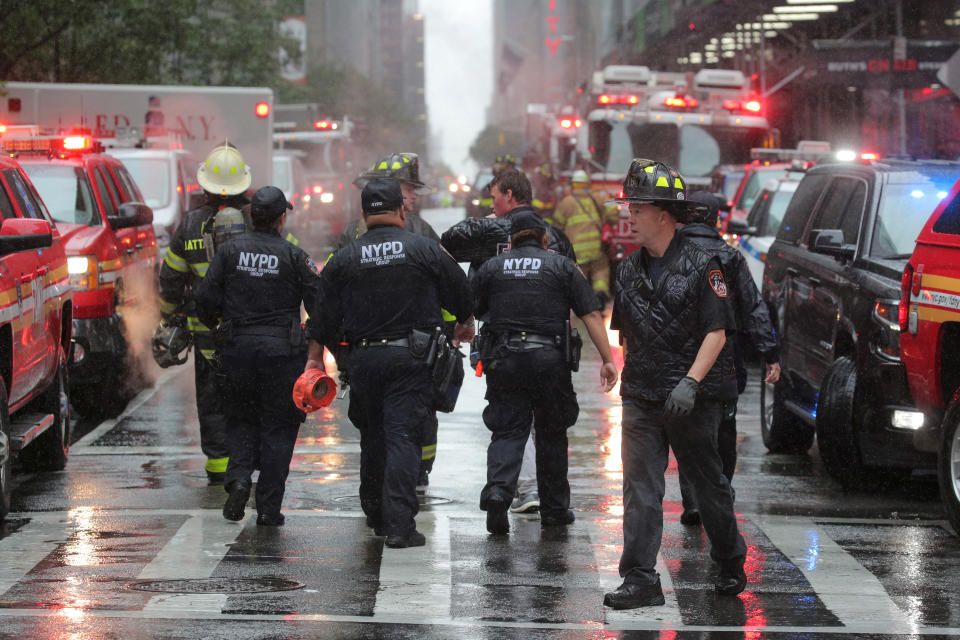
[4,131,158,417]
[899,177,960,532]
[0,154,73,521]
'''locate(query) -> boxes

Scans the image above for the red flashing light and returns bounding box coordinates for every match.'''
[899,264,913,331]
[255,102,270,118]
[0,124,6,133]
[599,94,612,105]
[62,135,92,150]
[724,99,763,115]
[598,94,639,106]
[664,96,698,109]
[314,120,330,130]
[860,151,878,161]
[560,118,572,128]
[688,22,696,30]
[743,100,762,113]
[312,185,323,194]
[559,118,582,129]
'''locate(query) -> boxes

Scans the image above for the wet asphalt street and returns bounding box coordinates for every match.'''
[1,208,958,639]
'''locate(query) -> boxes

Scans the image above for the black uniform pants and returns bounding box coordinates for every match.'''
[194,334,229,472]
[347,346,433,537]
[479,346,578,520]
[619,397,746,585]
[677,399,739,510]
[221,337,306,518]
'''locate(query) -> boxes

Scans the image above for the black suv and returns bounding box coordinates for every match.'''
[761,159,960,487]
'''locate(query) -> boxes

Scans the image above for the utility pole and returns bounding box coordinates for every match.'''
[894,0,907,155]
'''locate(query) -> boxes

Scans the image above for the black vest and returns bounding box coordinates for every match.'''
[616,235,737,402]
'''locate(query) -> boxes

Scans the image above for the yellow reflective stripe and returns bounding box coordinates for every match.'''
[441,308,456,322]
[565,214,596,226]
[164,250,189,273]
[421,444,436,461]
[656,176,669,187]
[187,316,212,332]
[324,252,334,266]
[644,165,654,173]
[191,262,210,277]
[285,232,299,246]
[159,299,177,314]
[674,178,684,189]
[204,457,229,473]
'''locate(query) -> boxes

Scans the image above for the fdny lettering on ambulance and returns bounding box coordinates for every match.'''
[237,251,280,277]
[502,256,542,278]
[360,241,406,266]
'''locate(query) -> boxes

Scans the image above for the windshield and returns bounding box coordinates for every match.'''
[118,158,170,209]
[589,121,769,179]
[21,164,100,225]
[722,172,744,202]
[766,181,799,235]
[872,167,960,258]
[737,166,788,211]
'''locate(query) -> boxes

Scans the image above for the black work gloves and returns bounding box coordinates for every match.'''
[664,376,699,417]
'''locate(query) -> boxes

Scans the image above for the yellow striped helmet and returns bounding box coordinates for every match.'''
[197,143,252,196]
[615,158,705,218]
[352,152,430,194]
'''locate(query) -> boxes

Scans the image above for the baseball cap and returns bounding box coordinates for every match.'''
[510,210,547,234]
[251,186,293,215]
[362,177,404,214]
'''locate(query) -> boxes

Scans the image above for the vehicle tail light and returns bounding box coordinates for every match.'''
[899,264,913,331]
[743,100,762,113]
[255,102,270,118]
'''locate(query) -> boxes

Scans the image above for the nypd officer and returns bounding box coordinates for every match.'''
[307,178,473,548]
[604,159,747,610]
[674,191,781,525]
[158,142,251,483]
[195,186,323,526]
[472,210,618,534]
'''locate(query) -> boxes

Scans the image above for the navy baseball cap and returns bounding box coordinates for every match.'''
[251,185,293,215]
[510,210,547,234]
[362,178,404,214]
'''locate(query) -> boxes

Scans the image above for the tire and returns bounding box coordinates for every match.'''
[761,378,814,453]
[815,356,877,489]
[20,350,70,471]
[0,378,12,521]
[938,399,960,534]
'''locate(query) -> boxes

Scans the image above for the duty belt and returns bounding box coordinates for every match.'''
[504,331,559,347]
[232,325,290,339]
[354,337,410,348]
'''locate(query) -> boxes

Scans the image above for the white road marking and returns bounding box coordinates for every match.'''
[754,514,914,634]
[139,512,248,614]
[0,519,63,597]
[372,512,452,620]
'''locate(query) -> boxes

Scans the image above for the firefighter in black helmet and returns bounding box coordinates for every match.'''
[604,159,747,610]
[338,152,459,492]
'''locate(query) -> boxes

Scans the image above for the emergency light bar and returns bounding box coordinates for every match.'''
[724,99,763,114]
[2,132,103,156]
[664,96,699,109]
[598,94,640,105]
[750,142,832,163]
[559,118,582,129]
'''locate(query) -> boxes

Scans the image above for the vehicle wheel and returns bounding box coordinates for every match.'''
[0,378,12,521]
[761,378,814,453]
[816,356,877,489]
[20,349,70,471]
[938,398,960,534]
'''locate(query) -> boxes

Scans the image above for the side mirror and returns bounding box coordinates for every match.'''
[0,217,53,255]
[109,202,154,230]
[727,218,758,236]
[811,228,855,259]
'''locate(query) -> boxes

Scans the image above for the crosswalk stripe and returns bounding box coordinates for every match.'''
[373,512,452,620]
[0,519,64,599]
[584,516,684,624]
[139,512,247,614]
[754,515,913,633]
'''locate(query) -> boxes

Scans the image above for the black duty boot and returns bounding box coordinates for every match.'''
[603,579,665,609]
[540,510,576,526]
[366,515,385,536]
[680,509,702,526]
[715,556,747,596]
[222,479,251,522]
[256,512,285,526]
[485,497,509,535]
[384,530,426,548]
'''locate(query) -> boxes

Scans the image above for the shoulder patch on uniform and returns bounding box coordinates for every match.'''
[305,256,322,278]
[709,269,728,298]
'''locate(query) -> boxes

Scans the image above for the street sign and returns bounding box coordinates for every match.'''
[937,46,960,98]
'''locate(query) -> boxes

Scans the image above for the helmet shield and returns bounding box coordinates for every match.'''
[353,152,431,194]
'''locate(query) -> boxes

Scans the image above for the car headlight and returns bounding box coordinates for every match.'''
[68,255,99,291]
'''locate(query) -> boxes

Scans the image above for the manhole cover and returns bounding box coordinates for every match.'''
[129,577,304,594]
[333,494,454,506]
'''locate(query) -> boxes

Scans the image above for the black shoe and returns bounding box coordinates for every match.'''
[680,509,702,526]
[715,556,747,596]
[384,530,426,548]
[485,497,509,535]
[603,580,665,609]
[256,513,285,526]
[206,471,225,486]
[541,510,575,526]
[222,479,251,521]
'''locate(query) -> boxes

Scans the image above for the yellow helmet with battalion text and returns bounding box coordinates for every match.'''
[197,142,252,196]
